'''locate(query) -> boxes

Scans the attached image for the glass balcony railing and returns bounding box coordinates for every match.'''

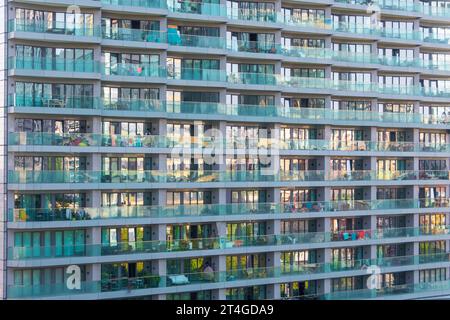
[8,198,446,223]
[280,16,331,29]
[8,228,450,261]
[103,26,450,72]
[227,72,277,85]
[323,278,450,300]
[8,19,99,37]
[12,27,444,72]
[101,0,167,9]
[8,169,450,184]
[8,132,176,148]
[98,0,450,21]
[8,94,99,109]
[8,95,450,126]
[369,0,450,18]
[332,22,422,42]
[8,253,450,298]
[227,8,277,23]
[8,57,99,73]
[284,46,332,60]
[102,63,166,78]
[282,77,376,93]
[227,40,281,54]
[420,87,450,98]
[102,28,166,43]
[168,68,226,82]
[103,98,165,112]
[168,0,226,16]
[168,33,225,49]
[419,3,450,17]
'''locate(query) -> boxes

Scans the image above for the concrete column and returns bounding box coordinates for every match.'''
[413,128,420,144]
[215,221,227,237]
[370,186,377,201]
[156,190,167,206]
[413,100,421,114]
[152,258,167,299]
[211,253,227,299]
[89,190,101,208]
[151,224,167,295]
[370,42,378,55]
[90,153,101,171]
[324,125,332,141]
[90,116,102,134]
[371,98,378,112]
[370,156,377,172]
[324,95,332,109]
[265,253,281,299]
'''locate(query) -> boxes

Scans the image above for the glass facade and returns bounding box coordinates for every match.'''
[4,0,450,301]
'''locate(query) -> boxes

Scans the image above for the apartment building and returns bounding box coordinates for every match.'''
[2,0,450,300]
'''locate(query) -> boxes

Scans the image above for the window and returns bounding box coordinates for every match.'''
[419,213,446,234]
[14,156,87,171]
[166,191,210,205]
[281,250,317,273]
[227,31,276,53]
[282,98,325,109]
[281,219,317,234]
[227,1,276,22]
[331,247,363,266]
[332,276,363,292]
[283,8,325,24]
[282,37,325,49]
[15,8,94,35]
[13,82,93,108]
[332,100,371,111]
[378,103,414,114]
[226,254,266,270]
[332,72,372,83]
[227,222,266,239]
[101,192,146,207]
[419,268,447,283]
[14,230,86,258]
[103,52,160,76]
[333,42,371,53]
[419,241,446,255]
[280,281,317,299]
[332,14,371,32]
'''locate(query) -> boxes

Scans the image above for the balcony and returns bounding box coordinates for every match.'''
[9,198,443,223]
[102,28,166,43]
[8,94,99,109]
[227,72,277,85]
[332,22,422,42]
[8,169,450,185]
[7,253,450,298]
[93,0,450,21]
[8,57,100,73]
[8,132,174,148]
[227,40,281,54]
[102,63,167,78]
[323,278,450,300]
[168,0,226,16]
[101,0,167,9]
[168,68,226,82]
[8,19,100,37]
[281,15,331,30]
[9,227,450,261]
[227,8,277,23]
[168,33,225,49]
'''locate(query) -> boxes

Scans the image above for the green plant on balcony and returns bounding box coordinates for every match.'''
[179,239,191,250]
[256,236,268,245]
[144,274,161,288]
